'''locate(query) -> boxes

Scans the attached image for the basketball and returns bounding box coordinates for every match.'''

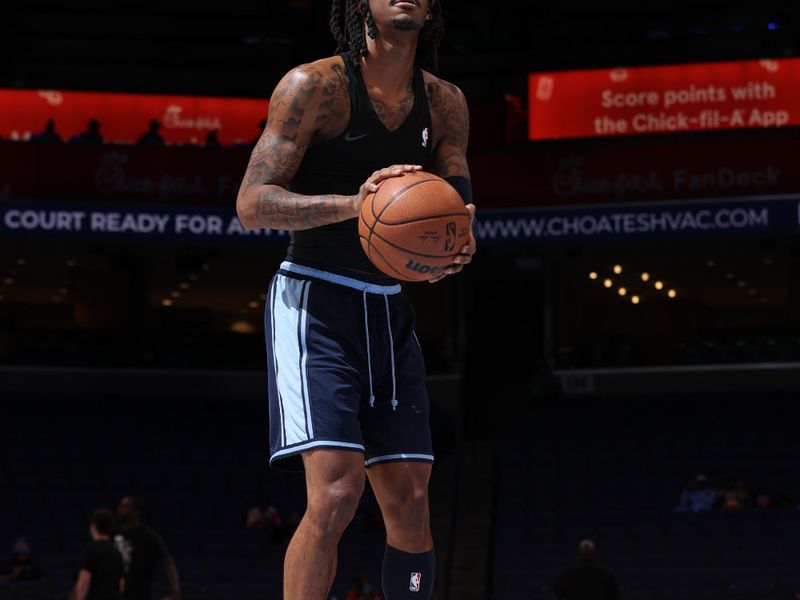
[358,171,471,282]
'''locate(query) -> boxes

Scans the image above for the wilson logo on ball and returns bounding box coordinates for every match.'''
[405,260,444,275]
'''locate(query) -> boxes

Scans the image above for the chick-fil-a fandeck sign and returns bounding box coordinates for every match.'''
[529,58,800,140]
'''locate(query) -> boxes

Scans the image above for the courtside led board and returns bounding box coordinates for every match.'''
[529,58,800,140]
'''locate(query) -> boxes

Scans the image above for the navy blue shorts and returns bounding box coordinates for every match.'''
[264,258,434,471]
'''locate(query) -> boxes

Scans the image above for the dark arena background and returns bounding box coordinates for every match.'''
[2,1,800,599]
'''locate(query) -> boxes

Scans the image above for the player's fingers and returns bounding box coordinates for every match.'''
[366,169,400,191]
[429,264,461,284]
[385,164,422,175]
[442,265,462,276]
[366,165,422,191]
[366,169,395,190]
[466,204,476,221]
[428,262,464,283]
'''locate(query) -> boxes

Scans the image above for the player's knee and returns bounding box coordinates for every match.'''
[385,483,429,527]
[307,476,364,536]
[383,485,430,551]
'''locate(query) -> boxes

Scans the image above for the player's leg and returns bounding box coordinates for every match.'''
[367,461,435,598]
[266,265,401,598]
[284,449,365,600]
[360,291,436,598]
[368,461,433,551]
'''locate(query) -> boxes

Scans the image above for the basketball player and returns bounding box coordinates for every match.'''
[236,1,474,598]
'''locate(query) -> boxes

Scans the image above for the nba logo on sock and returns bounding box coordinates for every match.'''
[409,572,422,592]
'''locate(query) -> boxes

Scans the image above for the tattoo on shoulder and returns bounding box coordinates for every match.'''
[243,63,349,189]
[316,62,349,130]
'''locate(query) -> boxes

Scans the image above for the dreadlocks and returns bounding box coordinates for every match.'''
[329,0,444,72]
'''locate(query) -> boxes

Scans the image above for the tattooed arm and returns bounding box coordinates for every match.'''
[426,78,475,283]
[428,80,471,181]
[236,62,354,231]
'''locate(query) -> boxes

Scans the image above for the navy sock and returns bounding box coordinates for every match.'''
[381,545,435,599]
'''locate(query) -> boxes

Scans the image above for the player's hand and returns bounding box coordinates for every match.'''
[429,203,476,283]
[353,164,423,213]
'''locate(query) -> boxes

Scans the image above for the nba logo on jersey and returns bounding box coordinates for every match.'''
[421,127,429,148]
[409,572,422,592]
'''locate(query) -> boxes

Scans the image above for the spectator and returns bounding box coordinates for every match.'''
[204,130,221,148]
[30,119,62,143]
[137,120,165,146]
[554,540,619,600]
[0,537,43,583]
[755,491,772,509]
[345,575,382,600]
[114,497,181,600]
[675,474,717,512]
[246,494,282,538]
[755,486,791,508]
[71,508,124,600]
[717,475,750,510]
[69,119,104,144]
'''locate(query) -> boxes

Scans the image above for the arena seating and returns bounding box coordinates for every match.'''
[491,394,800,600]
[6,392,798,600]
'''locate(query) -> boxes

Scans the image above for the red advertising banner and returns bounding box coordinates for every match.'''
[2,135,800,208]
[529,58,800,140]
[0,89,268,146]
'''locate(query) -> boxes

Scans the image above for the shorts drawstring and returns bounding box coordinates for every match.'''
[384,294,398,411]
[362,291,398,412]
[363,290,376,408]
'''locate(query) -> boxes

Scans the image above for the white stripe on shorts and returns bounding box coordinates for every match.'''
[364,453,435,467]
[272,275,313,446]
[270,440,365,463]
[299,279,313,438]
[269,277,286,447]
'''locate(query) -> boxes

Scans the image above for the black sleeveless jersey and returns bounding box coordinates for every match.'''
[288,53,434,275]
